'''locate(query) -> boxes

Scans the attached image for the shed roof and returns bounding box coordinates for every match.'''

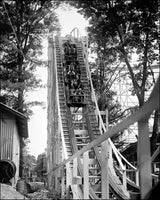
[0,103,28,138]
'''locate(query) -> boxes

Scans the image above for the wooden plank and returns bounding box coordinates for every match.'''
[74,130,88,135]
[51,85,159,172]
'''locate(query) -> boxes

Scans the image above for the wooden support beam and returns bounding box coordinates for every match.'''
[72,157,78,199]
[73,157,78,178]
[101,109,109,199]
[138,119,152,199]
[101,141,109,199]
[136,170,139,186]
[66,163,71,187]
[83,151,89,199]
[61,165,65,198]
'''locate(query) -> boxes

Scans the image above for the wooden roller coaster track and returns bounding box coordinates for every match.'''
[47,29,160,199]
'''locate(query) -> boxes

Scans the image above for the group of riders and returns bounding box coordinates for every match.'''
[63,39,85,105]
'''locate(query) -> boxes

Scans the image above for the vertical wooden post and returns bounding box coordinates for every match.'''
[136,170,139,186]
[101,141,109,199]
[101,109,109,199]
[138,119,152,199]
[61,165,65,198]
[73,157,78,178]
[66,162,70,188]
[105,109,109,130]
[83,151,89,199]
[73,157,78,199]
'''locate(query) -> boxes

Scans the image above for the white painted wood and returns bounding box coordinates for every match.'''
[74,130,88,135]
[138,119,152,199]
[101,140,109,199]
[136,170,139,186]
[83,151,89,199]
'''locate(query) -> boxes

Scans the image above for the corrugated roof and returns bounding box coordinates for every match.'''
[0,103,28,138]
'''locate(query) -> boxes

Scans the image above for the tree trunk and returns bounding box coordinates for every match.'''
[150,110,159,155]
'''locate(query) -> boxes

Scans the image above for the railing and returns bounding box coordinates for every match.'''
[70,27,82,39]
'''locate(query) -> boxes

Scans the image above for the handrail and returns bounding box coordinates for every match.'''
[54,36,68,160]
[70,27,82,39]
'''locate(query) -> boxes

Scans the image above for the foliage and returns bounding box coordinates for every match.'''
[90,60,126,125]
[69,0,159,107]
[23,153,37,171]
[0,0,61,116]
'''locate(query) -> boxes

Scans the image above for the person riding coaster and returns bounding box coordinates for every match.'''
[63,40,78,62]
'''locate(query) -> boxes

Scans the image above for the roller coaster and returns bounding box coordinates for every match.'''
[47,28,160,199]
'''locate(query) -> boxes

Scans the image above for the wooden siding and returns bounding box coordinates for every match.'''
[0,112,15,160]
[0,111,21,186]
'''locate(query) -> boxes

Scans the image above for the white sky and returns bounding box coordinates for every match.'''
[28,6,88,158]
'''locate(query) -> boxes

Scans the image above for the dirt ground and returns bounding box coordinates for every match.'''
[0,182,61,200]
[0,183,27,199]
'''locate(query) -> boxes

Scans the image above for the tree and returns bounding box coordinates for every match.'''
[69,0,159,152]
[70,0,159,106]
[22,139,37,180]
[90,58,127,125]
[0,0,60,116]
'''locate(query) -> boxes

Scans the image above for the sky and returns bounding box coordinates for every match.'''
[28,6,89,158]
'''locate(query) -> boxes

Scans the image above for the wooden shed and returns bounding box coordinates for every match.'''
[0,103,28,186]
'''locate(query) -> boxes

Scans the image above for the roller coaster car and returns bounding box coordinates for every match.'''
[66,89,87,107]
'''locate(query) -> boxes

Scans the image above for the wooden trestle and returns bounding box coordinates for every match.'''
[47,31,159,199]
